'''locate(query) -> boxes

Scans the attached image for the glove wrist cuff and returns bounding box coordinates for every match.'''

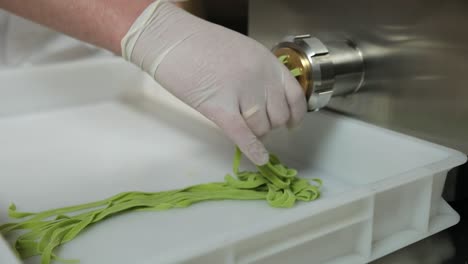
[121,1,207,77]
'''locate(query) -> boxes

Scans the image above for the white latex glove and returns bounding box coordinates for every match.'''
[122,1,306,165]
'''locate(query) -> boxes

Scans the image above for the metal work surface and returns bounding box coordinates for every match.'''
[249,0,468,154]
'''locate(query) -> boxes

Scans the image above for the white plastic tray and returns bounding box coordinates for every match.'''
[0,58,466,264]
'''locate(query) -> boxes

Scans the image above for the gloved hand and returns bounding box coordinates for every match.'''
[121,1,307,165]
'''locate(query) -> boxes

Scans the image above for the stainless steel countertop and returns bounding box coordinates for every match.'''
[372,200,468,264]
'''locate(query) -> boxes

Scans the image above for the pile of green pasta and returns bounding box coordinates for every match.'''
[0,148,322,264]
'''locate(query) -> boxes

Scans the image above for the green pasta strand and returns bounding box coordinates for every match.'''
[290,67,303,77]
[1,151,320,263]
[277,54,303,77]
[278,55,289,64]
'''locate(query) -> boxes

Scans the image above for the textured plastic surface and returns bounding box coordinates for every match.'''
[0,58,465,264]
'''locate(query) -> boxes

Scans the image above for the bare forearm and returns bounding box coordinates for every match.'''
[0,0,154,54]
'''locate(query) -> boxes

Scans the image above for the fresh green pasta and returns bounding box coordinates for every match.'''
[1,148,321,264]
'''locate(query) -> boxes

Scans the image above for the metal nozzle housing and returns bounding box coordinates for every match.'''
[272,35,365,111]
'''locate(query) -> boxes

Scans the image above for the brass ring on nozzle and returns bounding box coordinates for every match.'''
[273,47,312,98]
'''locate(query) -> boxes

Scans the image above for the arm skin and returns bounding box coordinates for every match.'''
[0,0,164,54]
